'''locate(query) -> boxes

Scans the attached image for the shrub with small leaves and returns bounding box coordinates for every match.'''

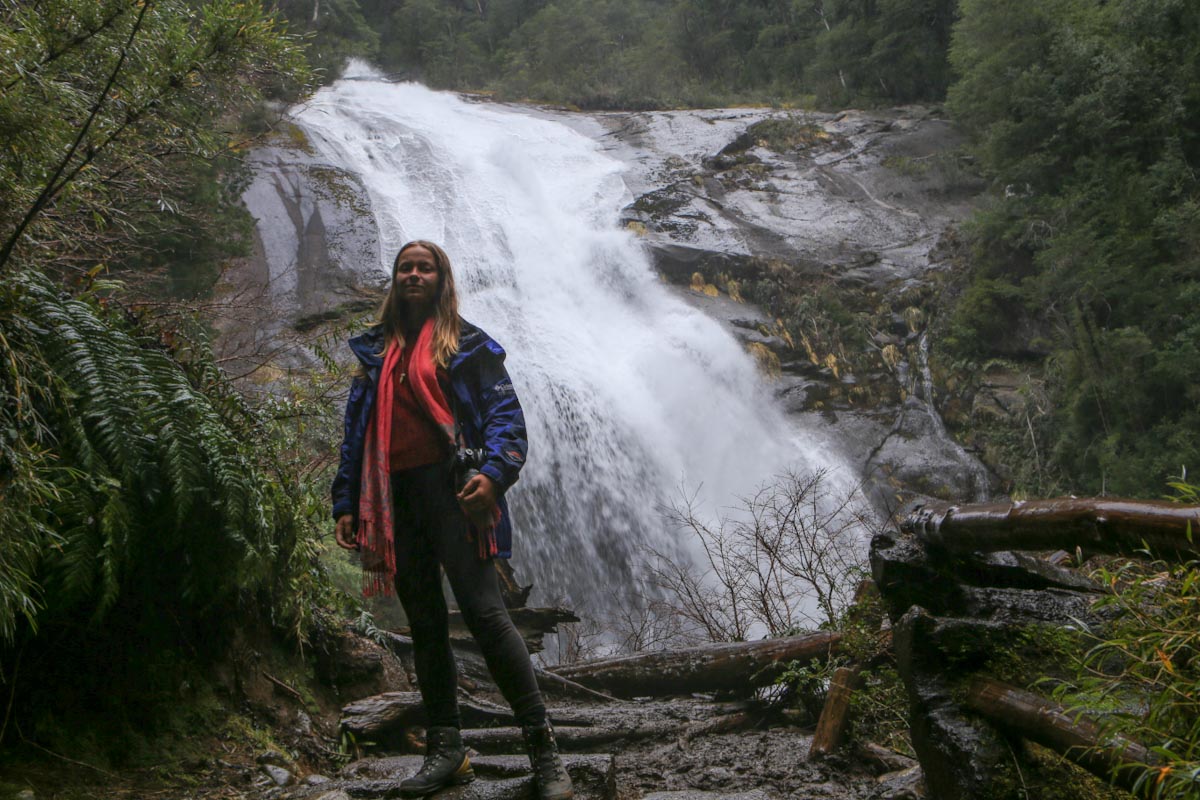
[1052,479,1200,798]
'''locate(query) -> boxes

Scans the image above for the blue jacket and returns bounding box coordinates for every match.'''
[330,319,528,558]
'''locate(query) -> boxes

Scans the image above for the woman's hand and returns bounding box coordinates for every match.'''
[457,473,498,527]
[334,514,358,550]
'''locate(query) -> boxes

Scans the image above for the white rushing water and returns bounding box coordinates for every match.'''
[292,64,858,614]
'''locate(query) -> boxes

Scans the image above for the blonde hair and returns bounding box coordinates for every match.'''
[378,240,460,367]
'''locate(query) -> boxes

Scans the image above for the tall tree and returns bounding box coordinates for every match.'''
[0,0,308,280]
[946,0,1200,493]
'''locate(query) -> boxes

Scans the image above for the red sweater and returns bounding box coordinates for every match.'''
[388,346,449,471]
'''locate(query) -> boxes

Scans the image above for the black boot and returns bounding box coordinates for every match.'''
[522,722,574,800]
[399,726,474,797]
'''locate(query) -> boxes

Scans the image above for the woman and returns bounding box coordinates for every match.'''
[332,241,573,800]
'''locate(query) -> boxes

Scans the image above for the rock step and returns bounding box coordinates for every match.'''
[459,725,645,754]
[288,754,615,800]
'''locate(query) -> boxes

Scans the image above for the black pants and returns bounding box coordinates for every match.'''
[391,464,545,730]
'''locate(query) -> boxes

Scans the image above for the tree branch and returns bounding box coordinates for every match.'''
[0,0,154,273]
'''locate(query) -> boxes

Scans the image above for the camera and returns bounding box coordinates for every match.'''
[451,447,486,492]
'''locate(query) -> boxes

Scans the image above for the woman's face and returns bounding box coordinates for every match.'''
[394,245,440,314]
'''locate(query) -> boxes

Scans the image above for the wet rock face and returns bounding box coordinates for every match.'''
[242,142,385,320]
[893,608,1013,800]
[220,133,386,376]
[593,105,993,504]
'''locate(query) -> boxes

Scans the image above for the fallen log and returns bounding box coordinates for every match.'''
[533,664,621,703]
[340,691,509,738]
[807,581,885,759]
[550,631,842,698]
[341,691,596,740]
[371,629,617,702]
[964,677,1155,793]
[904,498,1200,559]
[397,606,581,654]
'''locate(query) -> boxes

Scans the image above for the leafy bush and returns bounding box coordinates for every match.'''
[0,271,342,750]
[1051,479,1200,797]
[943,0,1200,496]
[7,274,295,626]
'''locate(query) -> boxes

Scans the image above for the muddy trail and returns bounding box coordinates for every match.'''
[263,693,912,800]
[189,625,915,800]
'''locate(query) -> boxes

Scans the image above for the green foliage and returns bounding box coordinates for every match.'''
[0,269,351,755]
[297,0,959,109]
[776,588,911,754]
[941,277,1026,358]
[942,0,1200,495]
[276,0,380,78]
[1052,485,1200,797]
[0,0,336,755]
[0,0,309,277]
[0,272,303,636]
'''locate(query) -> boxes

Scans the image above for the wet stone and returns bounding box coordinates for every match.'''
[871,765,925,799]
[264,765,294,787]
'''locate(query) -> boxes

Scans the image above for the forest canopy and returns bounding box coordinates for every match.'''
[276,0,959,109]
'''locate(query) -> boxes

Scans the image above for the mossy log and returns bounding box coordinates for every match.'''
[550,631,841,698]
[904,498,1200,559]
[964,677,1154,793]
[373,629,616,703]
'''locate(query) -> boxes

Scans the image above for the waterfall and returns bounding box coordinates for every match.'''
[915,333,991,502]
[290,65,857,615]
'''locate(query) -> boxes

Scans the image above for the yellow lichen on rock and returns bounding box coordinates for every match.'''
[690,271,720,297]
[626,220,647,236]
[799,331,820,364]
[881,344,902,371]
[747,342,781,378]
[715,272,744,303]
[775,320,795,350]
[903,306,924,333]
[824,352,840,378]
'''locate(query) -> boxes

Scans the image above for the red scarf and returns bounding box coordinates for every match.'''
[356,318,498,595]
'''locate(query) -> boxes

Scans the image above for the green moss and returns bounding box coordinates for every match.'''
[743,117,833,153]
[308,166,373,218]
